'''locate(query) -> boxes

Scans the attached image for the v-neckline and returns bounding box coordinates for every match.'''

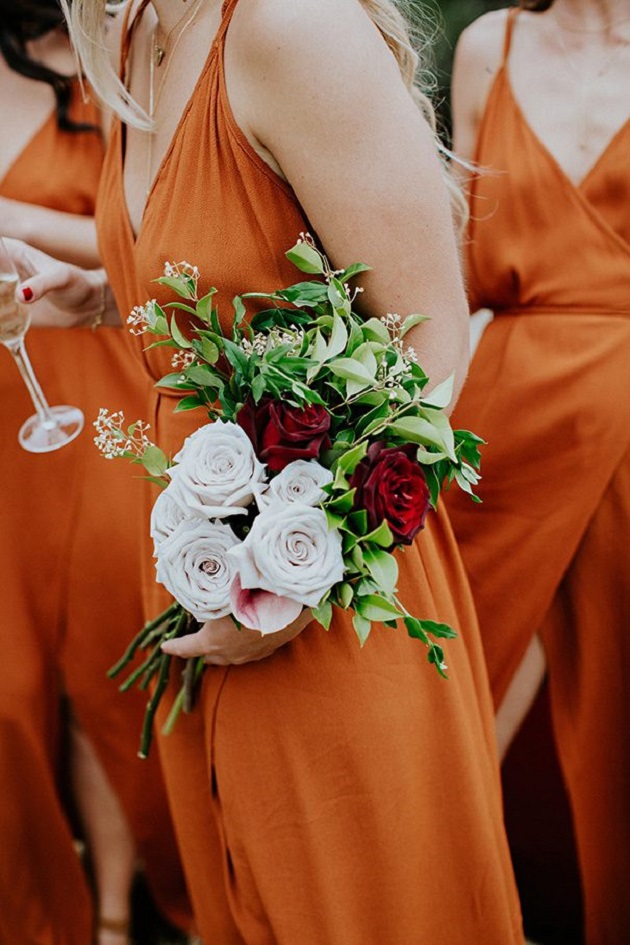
[0,108,56,191]
[500,67,630,258]
[503,65,630,193]
[118,4,222,247]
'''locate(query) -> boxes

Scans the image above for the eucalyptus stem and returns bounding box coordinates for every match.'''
[138,652,172,760]
[183,656,205,713]
[119,638,165,693]
[108,602,180,678]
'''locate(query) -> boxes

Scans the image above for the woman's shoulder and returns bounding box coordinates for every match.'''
[229,0,393,70]
[455,8,512,79]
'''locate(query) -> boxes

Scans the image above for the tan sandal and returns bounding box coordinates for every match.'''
[95,916,131,942]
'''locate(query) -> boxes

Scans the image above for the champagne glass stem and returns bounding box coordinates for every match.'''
[7,339,58,430]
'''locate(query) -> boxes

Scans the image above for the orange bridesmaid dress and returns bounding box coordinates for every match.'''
[94,2,524,942]
[446,11,630,944]
[0,84,190,941]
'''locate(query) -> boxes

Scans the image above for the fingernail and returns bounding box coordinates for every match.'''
[21,286,33,302]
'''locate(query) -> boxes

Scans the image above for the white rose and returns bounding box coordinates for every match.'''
[155,518,240,621]
[150,488,190,549]
[229,503,344,609]
[168,420,267,519]
[256,460,332,510]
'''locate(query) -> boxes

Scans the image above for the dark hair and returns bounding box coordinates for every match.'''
[518,0,556,9]
[0,0,94,132]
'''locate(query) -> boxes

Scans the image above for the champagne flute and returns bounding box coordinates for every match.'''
[0,236,83,452]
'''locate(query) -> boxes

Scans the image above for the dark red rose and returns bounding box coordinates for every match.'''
[350,441,431,545]
[236,397,331,472]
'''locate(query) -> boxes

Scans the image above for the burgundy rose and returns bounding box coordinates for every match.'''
[350,442,431,545]
[236,397,331,472]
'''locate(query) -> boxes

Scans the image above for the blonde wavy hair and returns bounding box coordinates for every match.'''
[59,0,464,219]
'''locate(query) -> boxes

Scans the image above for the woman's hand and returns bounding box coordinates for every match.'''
[4,237,120,328]
[161,610,312,666]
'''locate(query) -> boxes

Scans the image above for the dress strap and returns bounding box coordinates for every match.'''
[120,0,151,83]
[217,0,241,43]
[501,7,521,67]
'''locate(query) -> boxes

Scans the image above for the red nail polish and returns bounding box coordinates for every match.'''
[22,287,33,302]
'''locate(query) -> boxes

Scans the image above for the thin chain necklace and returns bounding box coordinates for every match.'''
[552,18,630,153]
[147,0,206,194]
[553,17,630,81]
[552,10,630,34]
[154,0,194,66]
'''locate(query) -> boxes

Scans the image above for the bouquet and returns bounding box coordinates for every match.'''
[97,237,482,757]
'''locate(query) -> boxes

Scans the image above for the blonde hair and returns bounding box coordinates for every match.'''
[60,0,464,217]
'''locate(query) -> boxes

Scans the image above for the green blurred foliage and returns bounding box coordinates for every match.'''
[408,0,513,140]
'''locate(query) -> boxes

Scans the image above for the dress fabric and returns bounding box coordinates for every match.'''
[95,1,525,942]
[445,11,630,944]
[0,83,191,942]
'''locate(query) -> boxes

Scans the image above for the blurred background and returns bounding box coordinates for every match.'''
[411,0,511,140]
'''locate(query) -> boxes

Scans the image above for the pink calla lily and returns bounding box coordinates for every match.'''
[230,573,302,635]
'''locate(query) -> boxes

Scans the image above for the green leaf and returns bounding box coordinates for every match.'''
[389,413,456,460]
[400,312,430,337]
[323,313,349,361]
[174,395,204,412]
[199,338,220,364]
[404,615,429,644]
[354,594,403,623]
[327,278,351,316]
[362,548,399,595]
[276,281,329,307]
[324,489,356,515]
[338,582,354,609]
[286,241,325,275]
[170,314,193,349]
[336,440,367,475]
[184,364,220,386]
[361,317,391,344]
[196,290,217,324]
[352,613,372,646]
[328,358,375,387]
[165,301,197,315]
[339,262,372,282]
[421,374,455,410]
[155,275,196,300]
[223,338,249,373]
[141,446,169,477]
[312,598,333,630]
[428,645,448,678]
[155,372,194,390]
[420,620,458,640]
[363,520,394,548]
[346,510,368,535]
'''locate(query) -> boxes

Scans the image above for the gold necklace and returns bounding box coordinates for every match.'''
[551,10,630,35]
[552,23,630,153]
[153,0,195,66]
[147,0,206,194]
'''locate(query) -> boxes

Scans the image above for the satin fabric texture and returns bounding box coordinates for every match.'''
[0,82,191,942]
[446,10,630,944]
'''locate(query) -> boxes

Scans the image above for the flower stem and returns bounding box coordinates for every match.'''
[138,652,172,760]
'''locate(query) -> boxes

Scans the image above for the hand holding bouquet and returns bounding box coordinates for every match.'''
[97,238,482,756]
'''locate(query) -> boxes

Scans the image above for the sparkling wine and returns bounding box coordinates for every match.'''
[0,273,29,345]
[0,236,84,451]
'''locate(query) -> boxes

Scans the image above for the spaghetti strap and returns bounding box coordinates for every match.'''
[501,7,520,66]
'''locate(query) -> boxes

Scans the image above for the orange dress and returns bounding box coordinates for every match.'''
[446,11,630,944]
[0,83,190,941]
[95,2,524,942]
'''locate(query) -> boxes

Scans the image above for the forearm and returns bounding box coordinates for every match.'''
[0,197,100,269]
